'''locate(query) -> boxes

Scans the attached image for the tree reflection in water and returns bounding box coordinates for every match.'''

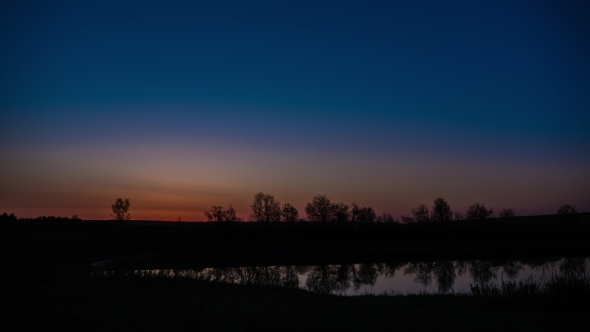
[383,262,406,278]
[501,260,524,279]
[137,257,589,295]
[560,257,587,276]
[432,261,456,293]
[404,262,433,287]
[198,266,300,289]
[353,263,380,290]
[468,260,498,284]
[403,261,456,293]
[306,265,345,294]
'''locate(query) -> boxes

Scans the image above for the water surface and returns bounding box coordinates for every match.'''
[132,257,588,295]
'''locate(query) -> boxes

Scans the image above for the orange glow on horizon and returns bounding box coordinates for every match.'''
[1,141,588,220]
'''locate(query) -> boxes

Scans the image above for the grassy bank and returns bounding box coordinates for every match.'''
[3,270,589,331]
[2,213,590,269]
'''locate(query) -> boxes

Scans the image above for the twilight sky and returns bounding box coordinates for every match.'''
[1,0,589,220]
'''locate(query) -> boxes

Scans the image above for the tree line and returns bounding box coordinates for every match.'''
[0,213,80,222]
[193,193,580,223]
[395,199,578,223]
[0,197,580,223]
[201,192,396,223]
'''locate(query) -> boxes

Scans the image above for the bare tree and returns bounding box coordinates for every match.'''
[499,209,515,218]
[204,204,241,222]
[111,198,131,220]
[224,204,241,221]
[466,203,493,220]
[454,212,464,220]
[376,213,397,223]
[557,204,577,214]
[305,194,334,223]
[204,206,224,221]
[281,203,299,222]
[350,203,376,223]
[250,192,281,222]
[411,204,430,222]
[430,198,452,222]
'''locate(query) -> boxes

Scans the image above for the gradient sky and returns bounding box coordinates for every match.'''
[1,0,589,220]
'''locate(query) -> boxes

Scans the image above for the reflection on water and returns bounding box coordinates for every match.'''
[133,257,588,295]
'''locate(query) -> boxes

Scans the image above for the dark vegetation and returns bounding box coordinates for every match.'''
[110,198,131,220]
[2,197,587,330]
[1,193,589,270]
[3,264,589,331]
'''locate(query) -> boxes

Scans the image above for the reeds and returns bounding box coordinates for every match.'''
[470,272,590,298]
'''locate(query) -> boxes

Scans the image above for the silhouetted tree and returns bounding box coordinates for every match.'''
[281,203,299,222]
[557,204,577,214]
[350,203,376,223]
[305,194,334,223]
[110,198,131,220]
[376,213,397,223]
[332,203,350,223]
[401,215,416,223]
[224,204,241,221]
[453,212,464,220]
[466,203,493,220]
[71,214,80,220]
[250,192,281,222]
[205,206,224,221]
[498,209,515,218]
[205,204,241,222]
[1,213,17,222]
[430,198,452,222]
[411,204,430,222]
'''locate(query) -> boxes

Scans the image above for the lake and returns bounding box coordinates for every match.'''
[122,256,588,295]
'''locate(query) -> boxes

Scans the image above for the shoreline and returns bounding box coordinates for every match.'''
[87,243,590,270]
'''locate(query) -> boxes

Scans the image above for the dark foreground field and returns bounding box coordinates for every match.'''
[2,213,590,269]
[3,270,589,332]
[2,213,589,331]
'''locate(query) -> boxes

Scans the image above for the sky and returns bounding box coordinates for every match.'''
[1,0,589,220]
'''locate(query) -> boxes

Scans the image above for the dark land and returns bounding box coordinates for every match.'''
[4,269,589,332]
[2,213,590,331]
[2,213,589,268]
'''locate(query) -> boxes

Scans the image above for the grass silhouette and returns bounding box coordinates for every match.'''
[3,268,589,331]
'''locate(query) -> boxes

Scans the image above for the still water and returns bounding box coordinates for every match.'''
[135,257,588,295]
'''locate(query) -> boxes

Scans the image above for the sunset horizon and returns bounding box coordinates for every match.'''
[2,1,587,222]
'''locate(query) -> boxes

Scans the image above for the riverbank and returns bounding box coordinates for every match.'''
[4,214,589,330]
[2,213,589,269]
[3,270,588,331]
